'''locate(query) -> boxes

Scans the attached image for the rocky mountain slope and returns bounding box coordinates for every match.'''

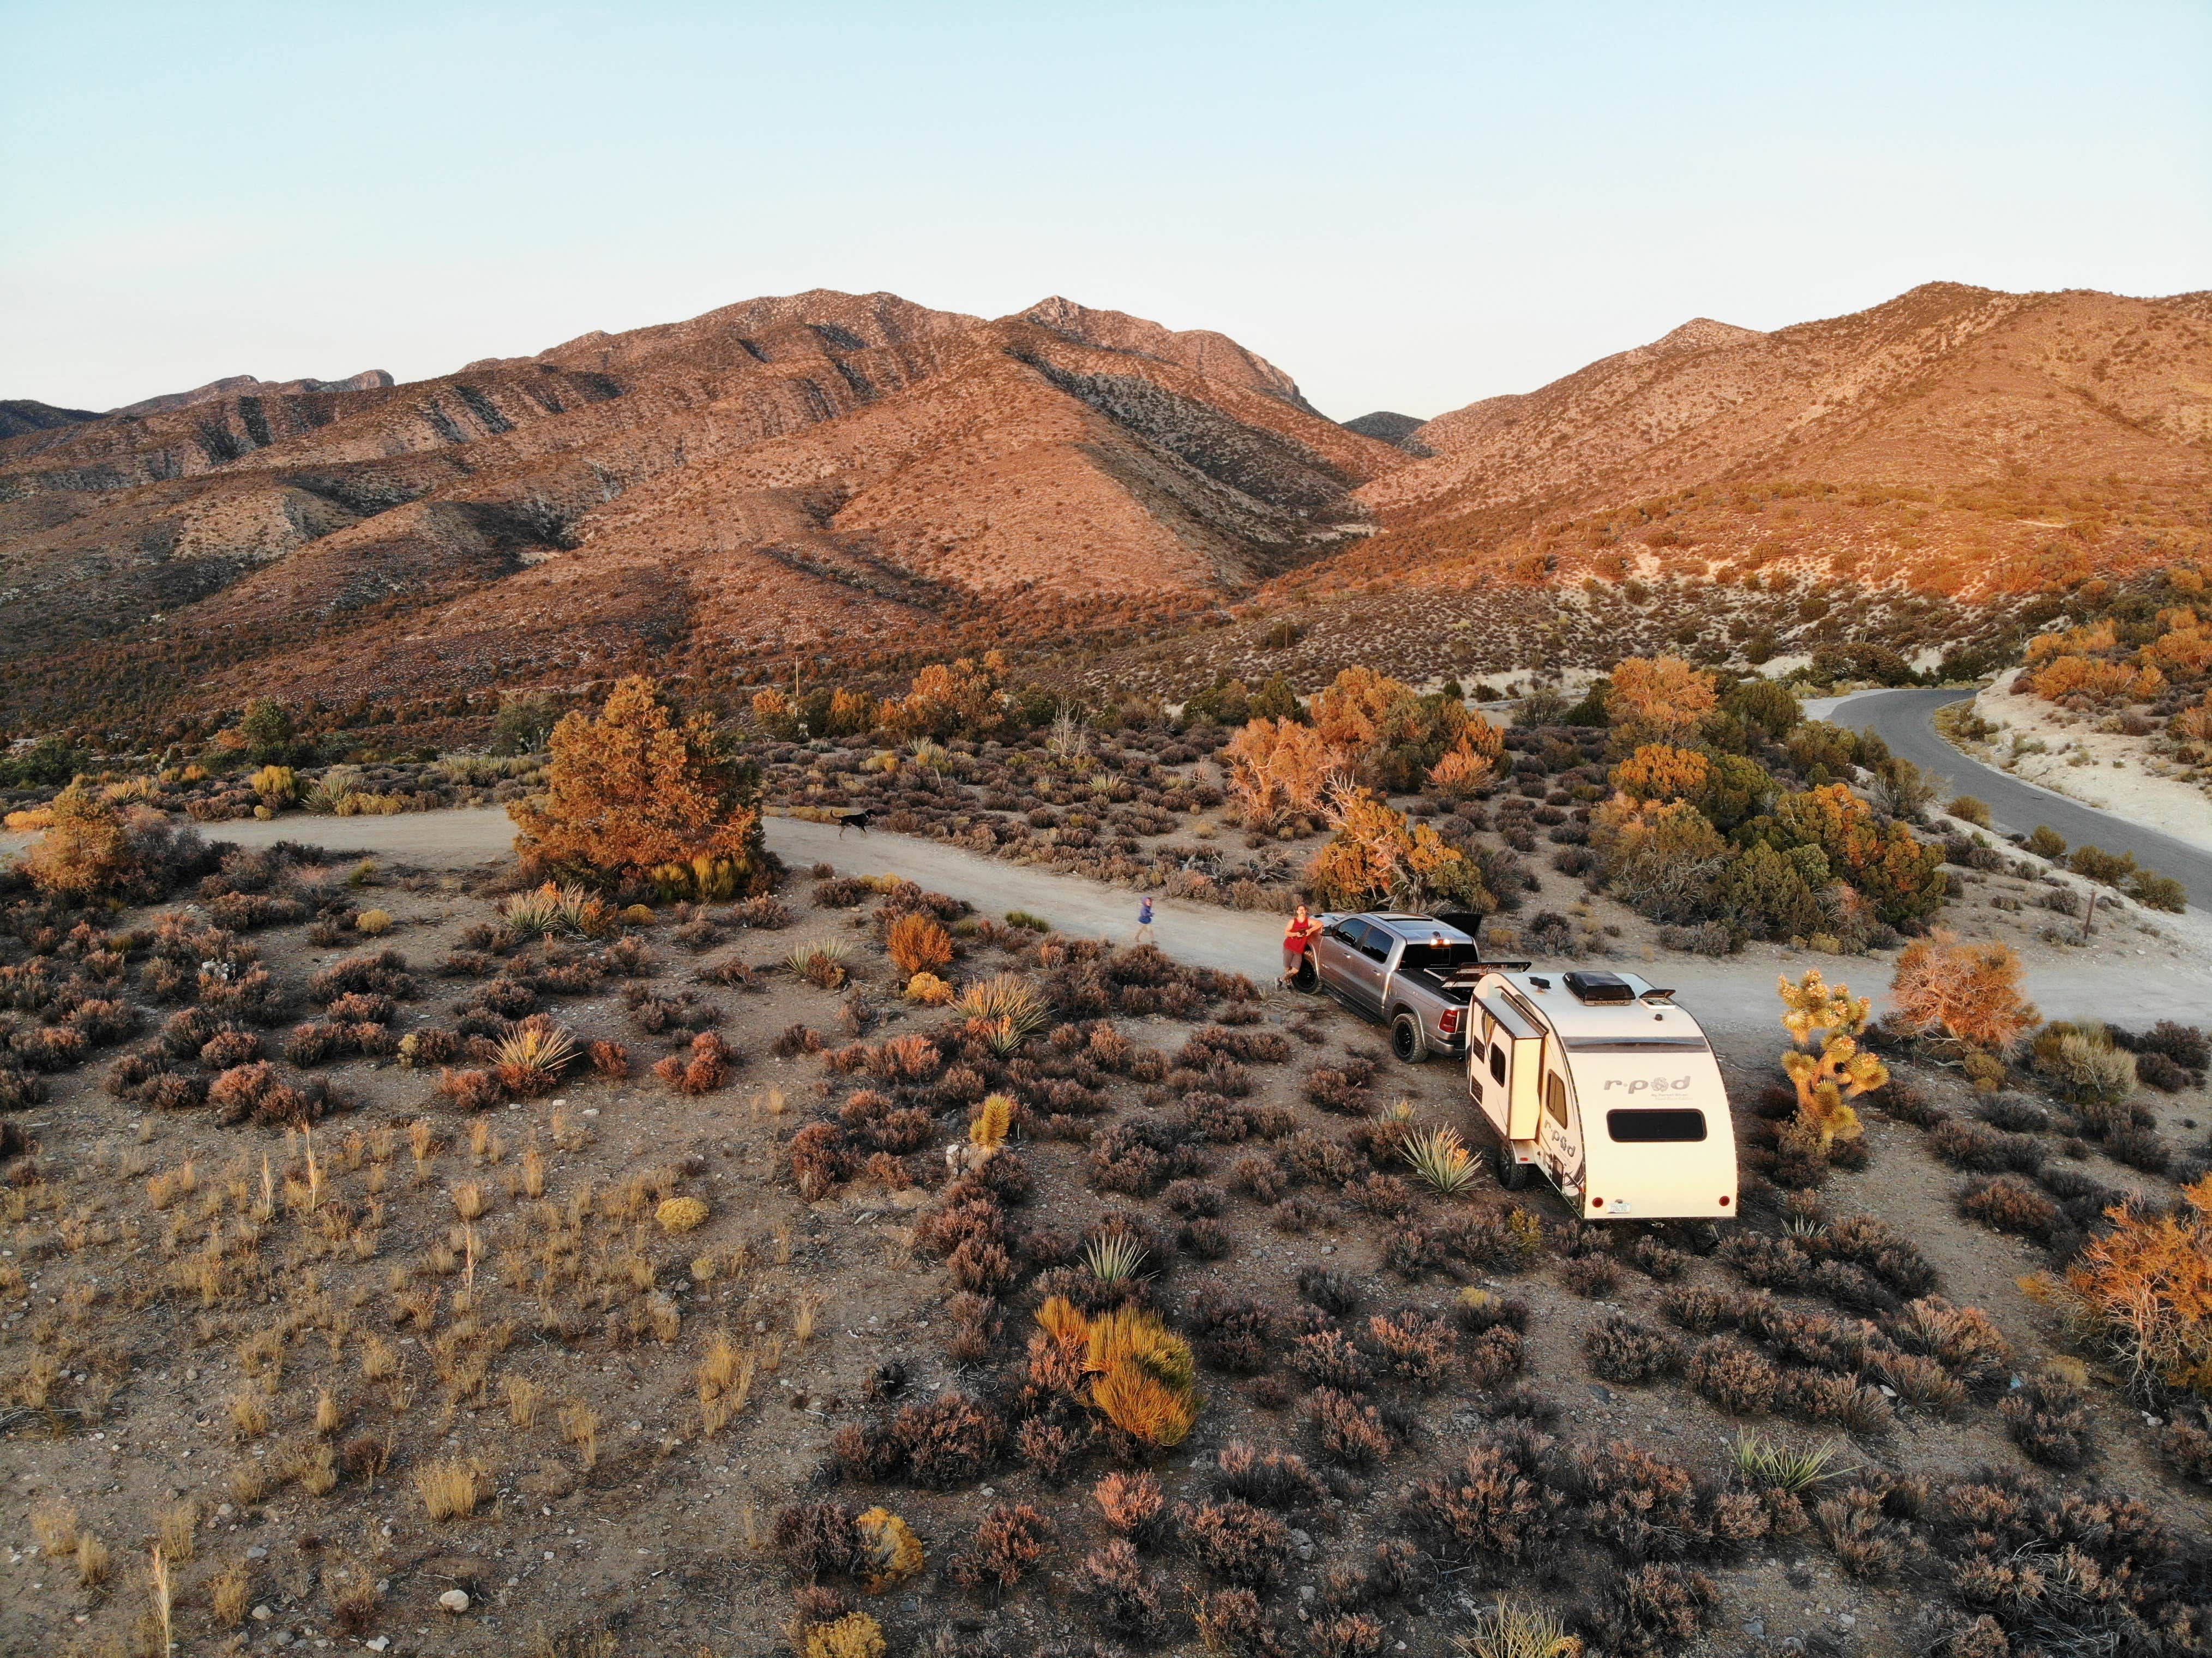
[111,369,395,419]
[4,280,2207,736]
[0,291,1400,728]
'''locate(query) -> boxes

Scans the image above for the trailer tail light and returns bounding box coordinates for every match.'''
[1439,1009,1460,1036]
[1718,1195,1731,1207]
[1588,1196,1603,1209]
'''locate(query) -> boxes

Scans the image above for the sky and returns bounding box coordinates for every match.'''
[4,1,2208,422]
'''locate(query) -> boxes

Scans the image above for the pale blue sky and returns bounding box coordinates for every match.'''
[4,2,2206,420]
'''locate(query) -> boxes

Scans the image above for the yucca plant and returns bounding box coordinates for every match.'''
[500,885,564,938]
[495,1017,579,1097]
[1401,1125,1480,1196]
[957,975,1050,1048]
[786,940,849,989]
[1083,1233,1150,1284]
[1456,1597,1582,1658]
[1732,1431,1855,1494]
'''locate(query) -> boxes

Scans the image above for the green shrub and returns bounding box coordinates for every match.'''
[2029,1022,2136,1108]
[1946,796,1992,828]
[2025,825,2066,860]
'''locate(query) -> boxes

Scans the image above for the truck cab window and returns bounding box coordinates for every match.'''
[1546,1072,1570,1126]
[1488,1046,1507,1086]
[1360,929,1393,964]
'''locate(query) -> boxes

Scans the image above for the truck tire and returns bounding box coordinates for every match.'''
[1494,1140,1530,1191]
[1390,1011,1429,1064]
[1290,954,1320,994]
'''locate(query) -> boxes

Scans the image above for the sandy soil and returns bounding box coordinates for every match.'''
[1959,684,2212,857]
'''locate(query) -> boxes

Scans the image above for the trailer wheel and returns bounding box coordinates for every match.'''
[1494,1140,1529,1190]
[1390,1011,1429,1064]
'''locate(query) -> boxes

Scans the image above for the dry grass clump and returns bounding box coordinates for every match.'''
[414,1457,488,1520]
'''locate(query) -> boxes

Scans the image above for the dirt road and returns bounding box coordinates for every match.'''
[9,805,2205,1037]
[1830,687,2212,911]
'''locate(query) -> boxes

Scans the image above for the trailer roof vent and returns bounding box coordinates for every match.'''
[1562,970,1636,1005]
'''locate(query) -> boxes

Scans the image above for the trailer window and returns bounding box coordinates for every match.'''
[1546,1073,1570,1126]
[1606,1108,1707,1143]
[1488,1046,1506,1086]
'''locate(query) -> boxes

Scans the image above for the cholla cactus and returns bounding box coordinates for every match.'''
[1777,970,1886,1151]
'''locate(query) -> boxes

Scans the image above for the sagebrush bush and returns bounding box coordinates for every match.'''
[2000,1373,2096,1468]
[1687,1337,1779,1415]
[1585,1316,1684,1385]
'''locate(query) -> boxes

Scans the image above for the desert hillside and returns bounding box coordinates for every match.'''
[4,280,2209,740]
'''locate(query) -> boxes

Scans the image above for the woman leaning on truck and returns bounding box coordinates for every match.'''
[1281,904,1323,986]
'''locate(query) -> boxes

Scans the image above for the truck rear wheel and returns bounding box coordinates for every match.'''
[1390,1011,1429,1064]
[1494,1140,1529,1190]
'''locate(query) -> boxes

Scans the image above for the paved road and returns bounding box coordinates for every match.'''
[1830,687,2212,913]
[9,804,2207,1034]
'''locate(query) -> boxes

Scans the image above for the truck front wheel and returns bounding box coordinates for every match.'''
[1390,1012,1429,1064]
[1494,1141,1530,1190]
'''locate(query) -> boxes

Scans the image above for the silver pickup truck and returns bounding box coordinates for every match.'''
[1294,910,1528,1064]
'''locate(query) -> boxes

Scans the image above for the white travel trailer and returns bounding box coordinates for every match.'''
[1465,968,1736,1221]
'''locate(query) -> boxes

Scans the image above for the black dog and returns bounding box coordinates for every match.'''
[838,810,873,838]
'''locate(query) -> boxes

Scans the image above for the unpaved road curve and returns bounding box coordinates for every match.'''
[9,807,2205,1036]
[1830,687,2212,912]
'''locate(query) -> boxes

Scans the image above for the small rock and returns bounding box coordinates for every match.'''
[439,1589,472,1614]
[1838,1614,1856,1629]
[365,1640,391,1654]
[251,1605,274,1621]
[246,1545,268,1559]
[1747,1620,1766,1638]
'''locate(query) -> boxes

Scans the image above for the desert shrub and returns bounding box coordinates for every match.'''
[772,1501,861,1579]
[1291,1327,1375,1391]
[1930,1117,2045,1175]
[1093,1470,1165,1541]
[1078,1539,1162,1637]
[1400,1425,1570,1569]
[1585,1316,1683,1385]
[2030,1021,2137,1109]
[1309,1387,1393,1466]
[887,914,954,977]
[2157,1409,2212,1485]
[949,1502,1053,1594]
[1560,1254,1622,1298]
[1813,1486,1911,1579]
[1586,1562,1718,1657]
[2061,1175,2212,1402]
[1177,1498,1292,1588]
[1886,1297,2012,1396]
[652,1030,736,1095]
[1958,1175,2067,1244]
[1214,1441,1329,1512]
[509,675,771,891]
[2000,1373,2096,1468]
[892,1394,1002,1489]
[1888,933,2039,1051]
[1687,1337,1778,1415]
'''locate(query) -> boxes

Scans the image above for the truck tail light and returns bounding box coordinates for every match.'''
[1439,1008,1460,1036]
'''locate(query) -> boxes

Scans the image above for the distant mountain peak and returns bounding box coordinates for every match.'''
[1342,411,1433,453]
[111,369,394,418]
[1014,296,1317,411]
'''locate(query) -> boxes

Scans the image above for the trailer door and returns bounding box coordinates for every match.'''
[1538,1065,1584,1197]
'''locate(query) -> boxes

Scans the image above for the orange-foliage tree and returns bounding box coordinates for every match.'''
[884,654,1008,740]
[1307,785,1491,913]
[1222,717,1337,827]
[23,781,135,897]
[1311,666,1416,759]
[1610,742,1713,804]
[509,675,769,892]
[1887,931,2039,1052]
[1605,656,1717,745]
[1425,718,1504,800]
